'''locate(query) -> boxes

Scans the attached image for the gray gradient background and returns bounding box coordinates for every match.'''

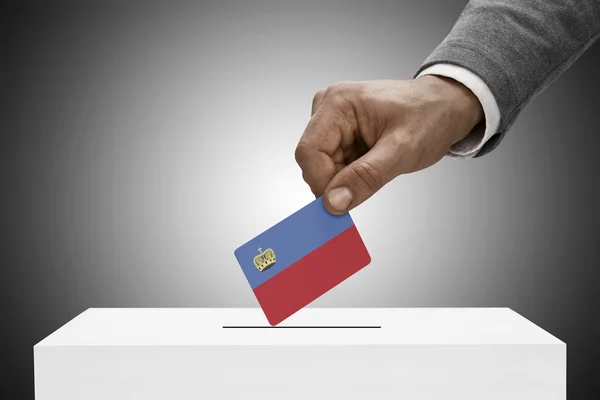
[4,0,600,398]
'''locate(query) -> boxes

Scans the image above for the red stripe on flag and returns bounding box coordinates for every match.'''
[253,225,371,326]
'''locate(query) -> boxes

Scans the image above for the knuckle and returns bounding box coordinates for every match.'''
[325,90,351,112]
[352,160,384,192]
[294,142,308,165]
[321,82,361,112]
[329,92,347,109]
[388,130,419,157]
[400,134,427,169]
[324,81,348,98]
[385,132,405,154]
[402,141,427,172]
[312,89,325,106]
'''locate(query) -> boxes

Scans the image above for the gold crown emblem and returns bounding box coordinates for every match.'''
[254,247,276,272]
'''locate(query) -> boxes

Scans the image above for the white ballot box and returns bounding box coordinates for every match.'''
[34,308,565,399]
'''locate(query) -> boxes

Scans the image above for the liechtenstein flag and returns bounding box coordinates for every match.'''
[234,196,371,326]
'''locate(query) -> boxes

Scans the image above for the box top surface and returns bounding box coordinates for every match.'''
[36,308,563,347]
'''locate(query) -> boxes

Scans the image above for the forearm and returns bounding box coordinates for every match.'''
[416,0,600,156]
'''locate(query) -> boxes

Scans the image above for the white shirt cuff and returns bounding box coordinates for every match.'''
[417,64,500,158]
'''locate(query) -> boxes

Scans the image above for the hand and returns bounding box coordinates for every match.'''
[294,76,484,214]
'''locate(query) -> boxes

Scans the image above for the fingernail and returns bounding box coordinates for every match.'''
[328,187,352,212]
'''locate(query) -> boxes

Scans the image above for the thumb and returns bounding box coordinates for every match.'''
[322,135,403,214]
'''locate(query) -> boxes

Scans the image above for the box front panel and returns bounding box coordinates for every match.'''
[34,344,565,400]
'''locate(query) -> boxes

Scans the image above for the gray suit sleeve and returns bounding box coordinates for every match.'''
[415,0,600,157]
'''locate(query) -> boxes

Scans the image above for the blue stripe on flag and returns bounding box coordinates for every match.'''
[234,197,354,289]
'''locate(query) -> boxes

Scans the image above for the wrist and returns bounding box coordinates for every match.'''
[418,75,484,143]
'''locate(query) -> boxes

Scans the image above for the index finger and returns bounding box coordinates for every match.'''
[294,107,345,197]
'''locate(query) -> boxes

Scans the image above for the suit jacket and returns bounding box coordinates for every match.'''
[416,0,600,157]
